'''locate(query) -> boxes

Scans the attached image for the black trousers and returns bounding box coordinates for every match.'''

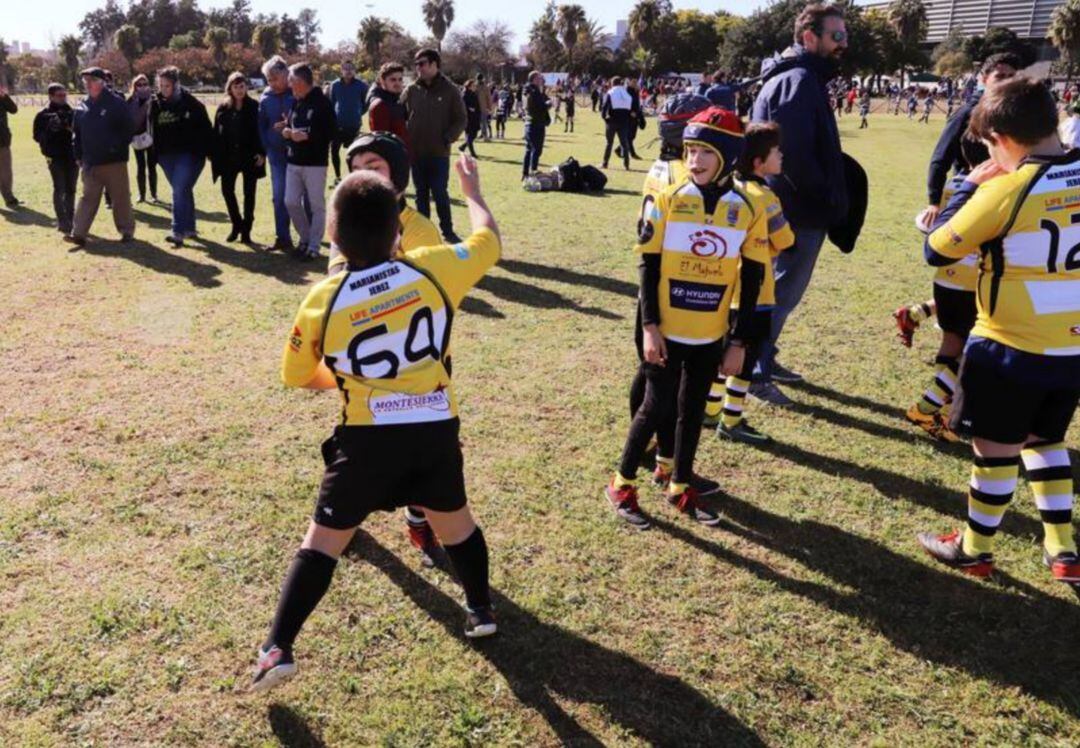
[134,147,158,200]
[603,121,631,168]
[619,339,723,483]
[220,168,257,234]
[331,125,360,181]
[47,157,77,233]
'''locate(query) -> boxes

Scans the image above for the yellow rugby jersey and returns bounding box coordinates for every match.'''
[327,205,442,272]
[283,228,501,425]
[642,158,689,200]
[927,152,1080,356]
[637,180,770,344]
[933,172,979,292]
[733,177,794,308]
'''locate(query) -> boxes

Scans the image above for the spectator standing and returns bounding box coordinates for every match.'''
[590,82,601,111]
[495,85,511,138]
[0,84,20,207]
[695,71,713,97]
[328,61,368,185]
[521,71,550,179]
[401,48,467,242]
[151,66,213,247]
[476,72,493,141]
[32,83,77,233]
[460,80,481,158]
[212,71,266,245]
[601,76,633,170]
[563,87,576,133]
[750,2,849,404]
[282,62,334,261]
[258,56,296,251]
[127,75,160,204]
[368,62,408,145]
[622,78,645,160]
[704,70,735,109]
[66,67,135,246]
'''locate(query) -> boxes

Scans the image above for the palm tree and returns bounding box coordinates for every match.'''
[630,46,655,77]
[1050,0,1080,88]
[205,26,230,83]
[114,24,142,78]
[628,0,670,53]
[574,18,611,74]
[887,0,928,87]
[421,0,455,51]
[555,4,587,73]
[359,16,390,68]
[252,24,281,60]
[58,35,82,88]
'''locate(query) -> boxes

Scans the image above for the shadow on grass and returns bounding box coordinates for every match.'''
[760,440,1045,540]
[785,400,968,457]
[77,239,223,288]
[0,205,57,228]
[347,531,764,747]
[788,380,904,419]
[132,209,317,286]
[500,258,637,298]
[459,295,505,318]
[652,493,1080,718]
[267,703,327,748]
[476,274,622,320]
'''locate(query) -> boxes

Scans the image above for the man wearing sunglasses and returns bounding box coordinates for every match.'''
[401,48,467,243]
[749,2,850,406]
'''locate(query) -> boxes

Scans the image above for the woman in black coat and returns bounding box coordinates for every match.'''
[212,71,265,244]
[459,79,480,158]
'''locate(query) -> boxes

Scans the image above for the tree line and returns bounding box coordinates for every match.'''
[2,0,1080,93]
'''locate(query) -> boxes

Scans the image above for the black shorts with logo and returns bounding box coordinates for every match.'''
[932,284,977,337]
[949,340,1079,444]
[314,418,467,529]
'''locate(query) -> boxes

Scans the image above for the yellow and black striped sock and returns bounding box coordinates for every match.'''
[705,374,725,420]
[908,301,934,324]
[962,455,1020,557]
[721,376,751,429]
[1021,442,1076,557]
[917,355,959,416]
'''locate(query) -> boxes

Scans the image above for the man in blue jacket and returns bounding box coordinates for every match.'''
[258,56,296,251]
[65,67,135,247]
[750,2,849,405]
[328,60,368,185]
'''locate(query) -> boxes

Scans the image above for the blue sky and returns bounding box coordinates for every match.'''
[3,0,774,53]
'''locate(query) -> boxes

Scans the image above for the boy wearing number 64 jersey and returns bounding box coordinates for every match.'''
[917,78,1080,585]
[252,155,501,693]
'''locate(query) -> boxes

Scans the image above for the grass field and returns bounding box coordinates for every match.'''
[1,103,1079,747]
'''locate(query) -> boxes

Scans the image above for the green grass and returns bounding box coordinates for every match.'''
[1,104,1078,747]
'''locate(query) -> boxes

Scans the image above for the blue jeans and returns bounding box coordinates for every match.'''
[523,123,546,175]
[754,227,827,382]
[411,156,453,237]
[267,152,292,243]
[157,151,204,235]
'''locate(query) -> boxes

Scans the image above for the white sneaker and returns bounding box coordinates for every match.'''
[250,645,297,693]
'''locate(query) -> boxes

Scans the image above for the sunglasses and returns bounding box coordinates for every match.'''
[414,59,431,68]
[823,30,847,43]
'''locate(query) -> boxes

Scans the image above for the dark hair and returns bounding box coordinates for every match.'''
[157,66,180,84]
[611,76,623,86]
[711,69,726,83]
[330,172,401,267]
[980,52,1022,77]
[415,48,441,67]
[378,62,405,81]
[794,3,845,43]
[968,76,1058,146]
[736,122,782,176]
[288,63,314,86]
[47,83,66,95]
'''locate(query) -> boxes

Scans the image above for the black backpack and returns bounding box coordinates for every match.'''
[580,165,607,192]
[557,157,583,192]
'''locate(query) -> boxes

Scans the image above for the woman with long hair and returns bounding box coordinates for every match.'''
[127,74,159,203]
[212,71,265,244]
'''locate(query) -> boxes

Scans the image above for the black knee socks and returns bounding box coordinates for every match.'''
[265,547,337,654]
[444,527,491,610]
